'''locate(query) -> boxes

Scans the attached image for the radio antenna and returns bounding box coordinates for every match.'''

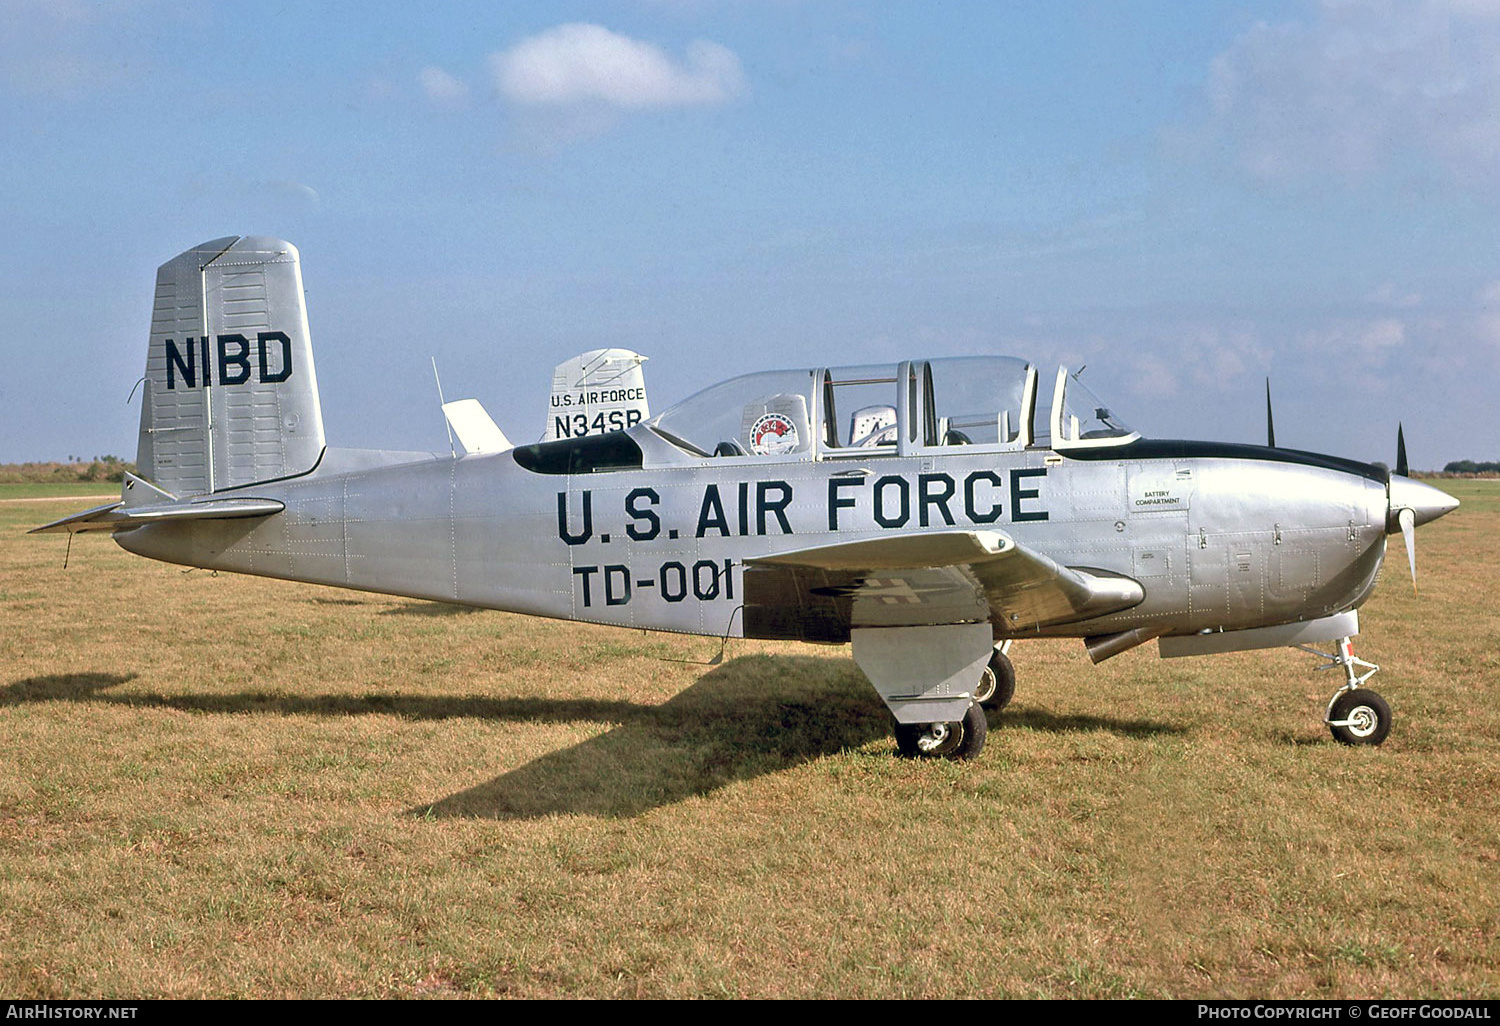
[431,358,455,459]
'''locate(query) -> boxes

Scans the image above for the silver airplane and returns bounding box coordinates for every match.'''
[35,237,1461,760]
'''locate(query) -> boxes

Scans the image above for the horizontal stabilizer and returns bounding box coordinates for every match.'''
[443,399,512,454]
[30,496,284,534]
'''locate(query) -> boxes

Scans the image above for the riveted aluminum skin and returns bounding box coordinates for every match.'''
[114,431,1398,644]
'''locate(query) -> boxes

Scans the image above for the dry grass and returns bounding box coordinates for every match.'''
[0,484,119,501]
[2,482,1497,998]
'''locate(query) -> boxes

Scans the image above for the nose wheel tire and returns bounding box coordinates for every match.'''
[1328,689,1391,746]
[894,702,988,760]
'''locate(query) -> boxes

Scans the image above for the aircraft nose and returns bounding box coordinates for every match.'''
[1387,475,1460,532]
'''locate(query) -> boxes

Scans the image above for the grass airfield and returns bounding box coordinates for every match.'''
[2,482,1497,998]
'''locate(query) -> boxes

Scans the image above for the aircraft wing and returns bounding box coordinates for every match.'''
[742,529,1144,642]
[29,497,285,534]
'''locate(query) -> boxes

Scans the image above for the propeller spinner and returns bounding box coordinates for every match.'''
[1385,426,1459,590]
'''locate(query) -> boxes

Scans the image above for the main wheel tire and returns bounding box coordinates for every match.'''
[1328,689,1391,746]
[972,666,998,705]
[893,703,987,760]
[951,702,987,759]
[983,649,1016,711]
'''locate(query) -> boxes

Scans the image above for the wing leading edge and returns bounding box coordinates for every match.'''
[743,529,1144,642]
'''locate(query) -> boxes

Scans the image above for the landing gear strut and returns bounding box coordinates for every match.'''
[896,645,1013,760]
[1298,636,1392,746]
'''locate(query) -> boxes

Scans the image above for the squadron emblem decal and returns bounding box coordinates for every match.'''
[750,412,799,455]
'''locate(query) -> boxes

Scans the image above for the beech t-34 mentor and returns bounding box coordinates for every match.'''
[36,237,1460,759]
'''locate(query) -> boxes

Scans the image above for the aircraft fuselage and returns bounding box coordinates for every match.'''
[116,438,1390,643]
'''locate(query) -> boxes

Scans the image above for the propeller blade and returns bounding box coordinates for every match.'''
[1398,506,1417,592]
[1265,378,1276,448]
[1396,423,1409,477]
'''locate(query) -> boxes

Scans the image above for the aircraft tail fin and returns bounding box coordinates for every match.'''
[134,236,326,498]
[544,348,649,441]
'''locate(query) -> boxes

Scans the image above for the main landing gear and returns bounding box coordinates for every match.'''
[850,625,1009,762]
[891,643,1015,761]
[894,703,987,759]
[1298,636,1392,746]
[972,643,1016,712]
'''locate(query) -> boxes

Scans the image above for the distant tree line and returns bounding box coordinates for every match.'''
[1443,460,1500,474]
[0,456,136,484]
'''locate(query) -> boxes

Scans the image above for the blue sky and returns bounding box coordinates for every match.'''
[2,0,1497,468]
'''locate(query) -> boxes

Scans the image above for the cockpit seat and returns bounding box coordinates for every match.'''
[849,405,898,447]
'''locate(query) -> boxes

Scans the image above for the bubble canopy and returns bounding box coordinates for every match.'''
[644,357,1137,459]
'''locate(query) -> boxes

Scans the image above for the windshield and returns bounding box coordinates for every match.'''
[1049,367,1137,448]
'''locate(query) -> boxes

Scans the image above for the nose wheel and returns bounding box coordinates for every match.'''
[1298,636,1392,746]
[1327,688,1391,746]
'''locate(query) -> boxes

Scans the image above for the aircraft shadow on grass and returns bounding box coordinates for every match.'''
[2,658,1184,820]
[378,600,485,617]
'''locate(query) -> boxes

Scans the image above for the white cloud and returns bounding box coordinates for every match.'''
[826,37,873,67]
[1476,317,1500,352]
[1301,317,1407,355]
[1365,283,1423,309]
[1012,319,1270,407]
[1127,354,1179,399]
[1199,1,1500,185]
[1360,319,1407,350]
[261,180,319,205]
[1173,326,1270,390]
[490,23,746,109]
[418,66,470,107]
[1475,280,1500,307]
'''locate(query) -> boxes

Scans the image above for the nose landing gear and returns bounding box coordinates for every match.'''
[1298,636,1392,746]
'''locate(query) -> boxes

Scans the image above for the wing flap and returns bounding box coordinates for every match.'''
[742,529,1144,641]
[748,529,1011,570]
